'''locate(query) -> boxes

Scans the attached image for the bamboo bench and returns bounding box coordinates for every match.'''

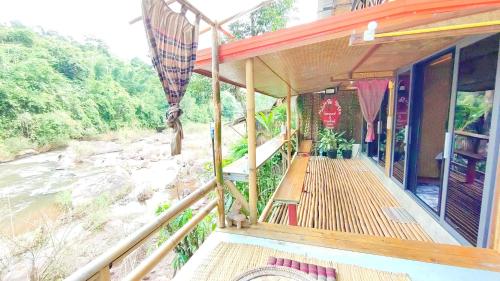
[273,155,310,225]
[298,139,313,156]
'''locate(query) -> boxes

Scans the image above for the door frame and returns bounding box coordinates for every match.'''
[407,47,456,216]
[392,34,500,246]
[439,34,500,247]
[390,66,413,188]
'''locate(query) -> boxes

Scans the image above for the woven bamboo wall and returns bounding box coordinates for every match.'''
[298,90,363,143]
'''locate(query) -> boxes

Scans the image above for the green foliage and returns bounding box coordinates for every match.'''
[0,24,243,159]
[229,0,295,39]
[155,203,215,273]
[454,91,492,132]
[338,137,355,151]
[318,129,344,151]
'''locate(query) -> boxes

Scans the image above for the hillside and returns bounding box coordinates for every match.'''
[0,24,246,161]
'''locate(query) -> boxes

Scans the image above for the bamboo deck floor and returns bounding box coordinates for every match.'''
[267,158,433,242]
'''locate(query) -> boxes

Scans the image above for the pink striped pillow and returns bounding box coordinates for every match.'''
[267,257,337,281]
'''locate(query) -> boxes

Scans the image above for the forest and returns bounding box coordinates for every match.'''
[0,24,254,161]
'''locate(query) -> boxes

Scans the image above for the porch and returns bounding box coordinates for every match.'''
[265,157,433,242]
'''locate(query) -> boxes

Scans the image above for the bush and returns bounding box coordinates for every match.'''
[155,203,216,274]
[31,112,82,146]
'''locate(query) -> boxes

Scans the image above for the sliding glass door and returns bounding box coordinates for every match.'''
[408,52,454,214]
[391,70,411,185]
[443,34,499,246]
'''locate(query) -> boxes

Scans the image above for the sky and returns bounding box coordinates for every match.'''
[0,0,317,62]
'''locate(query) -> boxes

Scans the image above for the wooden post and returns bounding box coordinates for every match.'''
[212,23,225,228]
[286,85,292,167]
[246,58,258,224]
[385,80,395,176]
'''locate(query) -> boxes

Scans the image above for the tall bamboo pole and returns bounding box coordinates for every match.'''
[286,85,292,167]
[212,23,225,228]
[489,147,500,252]
[246,58,258,224]
[385,80,395,176]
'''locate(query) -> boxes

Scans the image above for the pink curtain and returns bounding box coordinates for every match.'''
[355,79,389,142]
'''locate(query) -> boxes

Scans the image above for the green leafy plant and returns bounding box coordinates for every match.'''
[155,203,216,274]
[339,138,355,151]
[318,129,344,151]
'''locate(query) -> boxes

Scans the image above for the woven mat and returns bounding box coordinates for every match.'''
[191,242,411,281]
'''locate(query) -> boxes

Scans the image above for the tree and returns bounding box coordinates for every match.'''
[228,0,295,39]
[227,0,295,110]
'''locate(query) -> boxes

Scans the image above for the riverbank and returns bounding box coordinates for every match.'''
[0,122,242,280]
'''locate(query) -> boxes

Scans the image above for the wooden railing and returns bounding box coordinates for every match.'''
[65,178,217,281]
[351,0,388,11]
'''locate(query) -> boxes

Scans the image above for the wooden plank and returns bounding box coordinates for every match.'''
[246,58,258,224]
[298,140,313,154]
[455,130,490,140]
[219,222,500,273]
[274,156,310,203]
[224,180,250,215]
[223,136,286,176]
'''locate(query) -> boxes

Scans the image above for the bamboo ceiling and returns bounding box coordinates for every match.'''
[194,3,500,98]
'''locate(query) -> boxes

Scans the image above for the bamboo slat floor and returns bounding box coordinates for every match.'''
[267,158,433,242]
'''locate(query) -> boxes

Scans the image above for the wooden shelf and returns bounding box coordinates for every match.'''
[454,130,489,140]
[224,130,296,181]
[455,149,486,161]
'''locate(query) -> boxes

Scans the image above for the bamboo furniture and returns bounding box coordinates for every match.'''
[223,131,297,182]
[273,155,310,226]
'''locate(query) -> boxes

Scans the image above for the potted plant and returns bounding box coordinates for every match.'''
[339,138,355,159]
[317,129,329,156]
[318,129,344,159]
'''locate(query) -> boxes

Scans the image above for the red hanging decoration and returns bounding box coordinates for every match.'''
[319,96,342,129]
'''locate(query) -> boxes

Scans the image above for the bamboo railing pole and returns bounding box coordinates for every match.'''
[224,180,250,214]
[123,200,217,281]
[385,80,395,176]
[488,147,500,251]
[212,24,225,228]
[246,58,258,224]
[65,179,216,281]
[286,85,292,167]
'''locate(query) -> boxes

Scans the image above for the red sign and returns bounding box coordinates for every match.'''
[395,95,409,129]
[319,97,342,129]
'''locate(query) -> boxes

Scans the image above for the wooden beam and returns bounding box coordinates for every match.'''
[219,222,500,273]
[286,85,292,167]
[246,58,258,224]
[385,80,395,176]
[349,21,500,46]
[348,44,381,78]
[212,24,225,228]
[224,180,250,215]
[489,147,500,252]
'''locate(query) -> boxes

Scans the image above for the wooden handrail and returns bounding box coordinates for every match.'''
[65,178,216,281]
[124,199,218,281]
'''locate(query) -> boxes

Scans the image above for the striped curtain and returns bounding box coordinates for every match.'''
[142,0,200,155]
